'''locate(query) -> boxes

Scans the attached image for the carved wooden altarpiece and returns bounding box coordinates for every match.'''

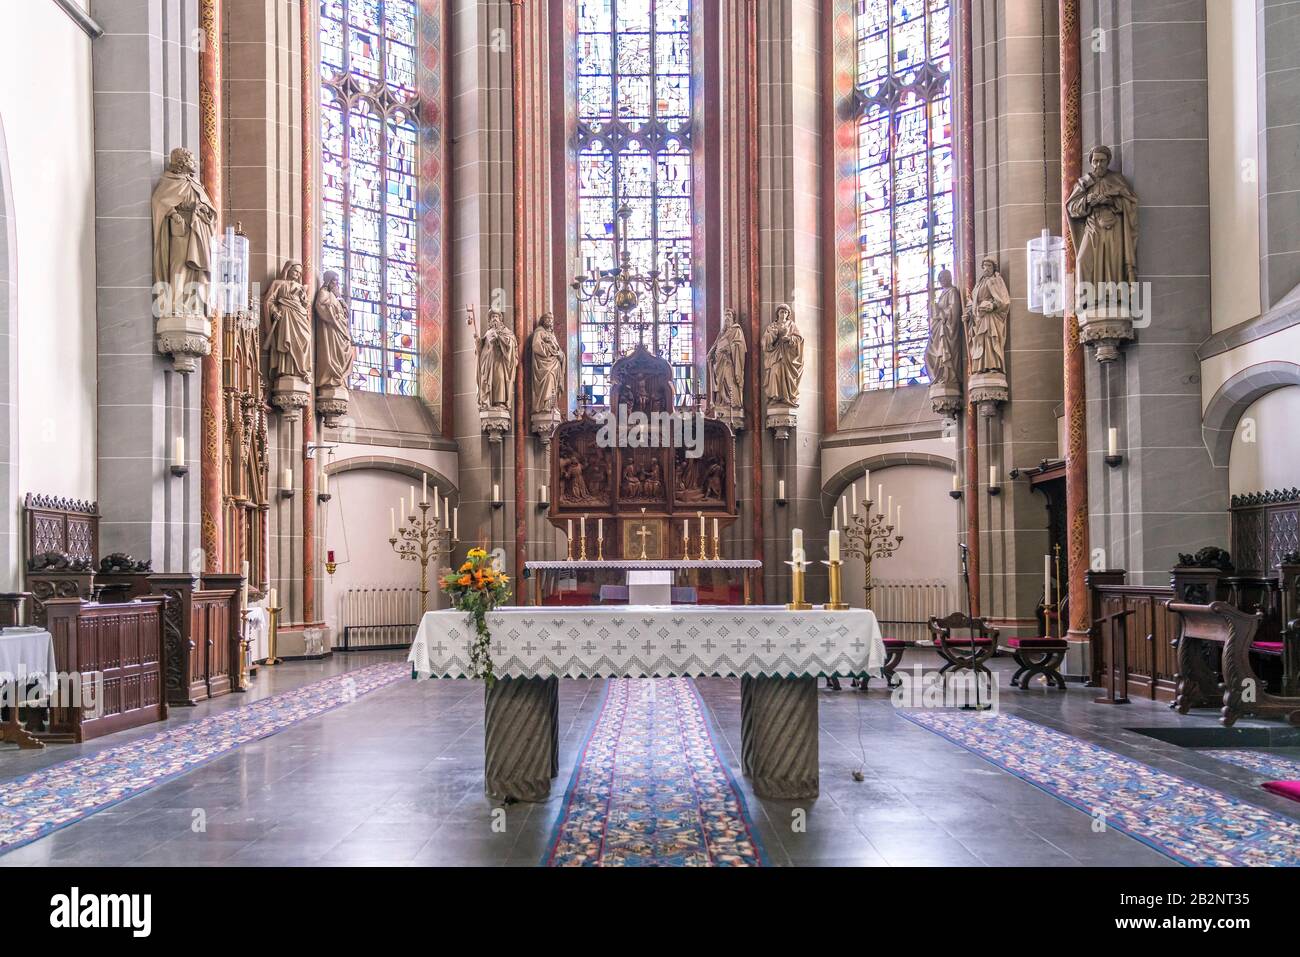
[549,346,736,558]
[222,306,270,594]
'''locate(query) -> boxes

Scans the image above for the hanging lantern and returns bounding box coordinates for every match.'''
[1026,228,1065,316]
[213,224,251,315]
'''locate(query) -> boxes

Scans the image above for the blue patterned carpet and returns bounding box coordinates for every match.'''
[901,711,1300,866]
[1204,749,1300,781]
[0,662,407,854]
[545,678,765,866]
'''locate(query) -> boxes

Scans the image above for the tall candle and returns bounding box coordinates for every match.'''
[434,488,441,519]
[683,519,689,542]
[567,518,573,541]
[829,528,841,562]
[410,485,416,511]
[851,483,857,514]
[268,587,277,609]
[1044,554,1051,604]
[493,482,501,502]
[839,496,847,528]
[598,517,604,541]
[896,505,902,533]
[241,560,250,609]
[421,474,427,504]
[390,507,396,536]
[399,494,406,518]
[540,484,549,504]
[581,514,586,538]
[713,517,719,540]
[320,471,329,494]
[699,511,705,539]
[1108,427,1119,457]
[283,467,293,490]
[452,506,459,541]
[887,495,893,524]
[778,479,786,500]
[864,469,870,494]
[878,484,883,510]
[173,435,185,468]
[989,465,997,488]
[952,473,960,491]
[792,527,804,565]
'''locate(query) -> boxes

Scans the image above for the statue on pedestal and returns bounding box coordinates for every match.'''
[530,313,564,443]
[762,303,804,434]
[151,147,217,372]
[925,269,964,417]
[264,261,313,418]
[965,256,1010,412]
[476,307,518,439]
[314,270,354,427]
[1067,144,1140,360]
[707,309,746,428]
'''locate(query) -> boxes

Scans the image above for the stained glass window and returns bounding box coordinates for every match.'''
[575,0,695,407]
[320,0,421,395]
[855,0,953,391]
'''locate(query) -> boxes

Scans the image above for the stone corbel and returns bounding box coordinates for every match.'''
[481,407,512,444]
[1078,311,1136,364]
[928,383,963,418]
[316,386,348,429]
[271,376,312,422]
[968,371,1008,417]
[531,409,561,448]
[156,314,213,374]
[765,402,797,440]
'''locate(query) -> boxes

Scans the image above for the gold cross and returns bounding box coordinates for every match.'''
[636,524,651,560]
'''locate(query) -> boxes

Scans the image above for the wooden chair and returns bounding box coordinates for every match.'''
[928,612,998,681]
[1170,600,1300,727]
[1007,598,1069,690]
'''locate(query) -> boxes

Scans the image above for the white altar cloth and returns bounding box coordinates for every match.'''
[408,605,885,680]
[0,628,58,687]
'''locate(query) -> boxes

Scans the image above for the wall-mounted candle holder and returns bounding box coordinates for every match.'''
[170,465,189,478]
[280,488,295,500]
[948,489,962,500]
[317,492,332,504]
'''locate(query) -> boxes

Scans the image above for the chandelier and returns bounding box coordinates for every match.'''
[571,195,691,317]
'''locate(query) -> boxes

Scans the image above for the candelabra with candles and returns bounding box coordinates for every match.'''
[840,496,904,609]
[390,493,458,614]
[571,194,691,326]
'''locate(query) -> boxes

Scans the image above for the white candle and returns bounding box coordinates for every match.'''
[421,474,427,504]
[283,467,293,490]
[878,484,883,510]
[581,514,586,538]
[493,482,501,502]
[792,528,804,565]
[851,483,857,514]
[699,512,705,539]
[320,471,329,494]
[778,479,786,500]
[1044,554,1051,604]
[953,472,960,491]
[173,435,185,468]
[567,518,573,541]
[598,517,604,541]
[390,507,396,536]
[411,485,416,510]
[540,484,549,504]
[864,469,870,493]
[452,506,459,540]
[839,496,847,528]
[829,528,841,562]
[887,495,893,524]
[1108,427,1119,457]
[896,505,902,533]
[683,519,689,542]
[713,517,719,540]
[400,494,406,518]
[989,465,997,488]
[433,488,440,519]
[268,587,278,609]
[241,560,250,609]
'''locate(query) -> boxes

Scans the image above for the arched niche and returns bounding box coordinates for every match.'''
[1202,361,1300,469]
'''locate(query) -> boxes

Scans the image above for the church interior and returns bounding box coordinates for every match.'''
[1,0,1299,886]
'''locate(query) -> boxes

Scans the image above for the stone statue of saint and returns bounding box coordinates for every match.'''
[151,147,217,318]
[476,308,518,411]
[761,303,804,407]
[313,271,354,390]
[965,257,1010,375]
[707,309,746,416]
[1066,145,1138,296]
[925,269,964,388]
[529,313,565,415]
[264,261,312,381]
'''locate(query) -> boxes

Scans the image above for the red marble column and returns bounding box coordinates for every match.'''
[744,0,764,602]
[1060,0,1089,641]
[958,0,979,615]
[301,0,318,622]
[199,0,224,574]
[511,0,529,585]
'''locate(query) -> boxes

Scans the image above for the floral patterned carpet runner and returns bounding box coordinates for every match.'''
[901,710,1300,866]
[0,662,407,853]
[545,678,765,866]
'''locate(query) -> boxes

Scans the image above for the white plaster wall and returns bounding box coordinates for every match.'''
[1228,385,1300,494]
[1201,322,1300,412]
[0,6,97,505]
[1207,0,1262,331]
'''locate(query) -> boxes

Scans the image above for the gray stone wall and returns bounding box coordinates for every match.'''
[1257,0,1300,308]
[1082,0,1228,584]
[92,0,202,571]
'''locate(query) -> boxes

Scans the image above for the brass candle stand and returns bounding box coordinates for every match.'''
[822,559,849,610]
[786,559,812,611]
[841,498,904,608]
[389,500,457,614]
[266,604,282,666]
[711,532,721,561]
[682,531,692,562]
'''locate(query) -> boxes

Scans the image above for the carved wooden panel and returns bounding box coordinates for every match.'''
[1230,489,1300,576]
[23,493,99,563]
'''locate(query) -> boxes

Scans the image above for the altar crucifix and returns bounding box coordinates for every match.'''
[532,345,752,605]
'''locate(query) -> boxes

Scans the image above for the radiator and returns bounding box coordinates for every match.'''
[339,586,420,650]
[871,579,952,643]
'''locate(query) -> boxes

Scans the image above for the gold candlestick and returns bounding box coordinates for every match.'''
[697,523,708,561]
[786,561,812,611]
[1053,542,1063,641]
[596,534,604,562]
[823,559,849,610]
[565,531,573,561]
[711,533,721,561]
[841,498,904,608]
[682,531,691,561]
[579,532,588,561]
[389,500,456,614]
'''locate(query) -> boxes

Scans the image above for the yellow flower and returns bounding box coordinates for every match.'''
[468,547,487,559]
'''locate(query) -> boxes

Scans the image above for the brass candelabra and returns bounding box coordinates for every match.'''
[389,500,457,614]
[840,498,904,608]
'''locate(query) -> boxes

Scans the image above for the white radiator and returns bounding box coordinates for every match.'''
[339,586,421,650]
[871,580,951,642]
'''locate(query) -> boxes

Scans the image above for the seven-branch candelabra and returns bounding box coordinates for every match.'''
[390,501,457,614]
[840,498,904,608]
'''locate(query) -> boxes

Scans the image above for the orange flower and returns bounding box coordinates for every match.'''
[456,574,472,587]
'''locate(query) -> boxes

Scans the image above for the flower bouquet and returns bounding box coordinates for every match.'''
[439,547,511,686]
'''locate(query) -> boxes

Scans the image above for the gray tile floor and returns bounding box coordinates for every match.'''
[1,650,1297,866]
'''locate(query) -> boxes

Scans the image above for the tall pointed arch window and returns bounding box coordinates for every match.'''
[574,0,697,406]
[320,0,422,396]
[853,0,953,391]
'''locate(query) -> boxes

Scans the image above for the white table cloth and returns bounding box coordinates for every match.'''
[0,627,58,688]
[409,604,885,680]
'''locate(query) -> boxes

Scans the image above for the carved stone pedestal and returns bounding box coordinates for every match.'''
[271,375,311,420]
[713,408,745,432]
[480,407,511,443]
[740,674,819,799]
[156,312,212,374]
[765,401,798,439]
[484,676,559,803]
[969,371,1009,415]
[316,385,349,428]
[1079,308,1136,363]
[928,383,963,418]
[530,409,561,447]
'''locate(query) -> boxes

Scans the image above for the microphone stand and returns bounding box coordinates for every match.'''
[958,542,987,711]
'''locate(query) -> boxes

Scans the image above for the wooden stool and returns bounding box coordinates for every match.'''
[1007,636,1069,689]
[928,613,999,682]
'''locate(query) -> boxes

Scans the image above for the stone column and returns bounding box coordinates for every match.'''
[199,0,224,573]
[93,0,202,571]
